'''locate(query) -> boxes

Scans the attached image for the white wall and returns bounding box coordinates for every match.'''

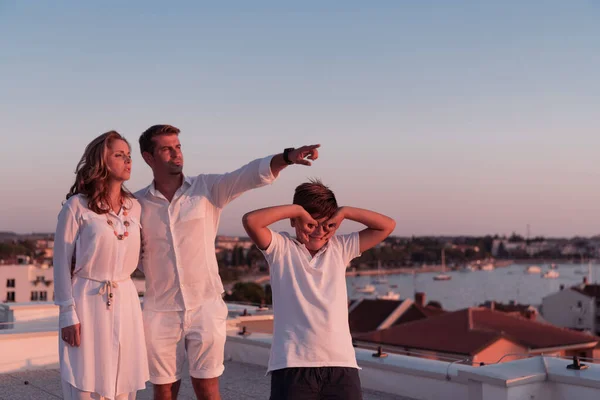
[542,289,594,332]
[0,331,59,373]
[0,265,54,303]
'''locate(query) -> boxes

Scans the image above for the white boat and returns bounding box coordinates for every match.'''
[480,263,494,271]
[372,260,388,284]
[433,248,452,281]
[377,290,401,300]
[356,284,376,294]
[526,265,542,274]
[542,270,560,279]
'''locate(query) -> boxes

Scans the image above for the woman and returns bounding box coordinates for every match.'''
[53,131,149,399]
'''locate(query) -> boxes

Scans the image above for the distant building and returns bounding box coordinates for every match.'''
[491,239,526,257]
[215,236,254,251]
[525,241,553,256]
[542,278,600,335]
[0,264,54,303]
[354,307,599,365]
[561,244,584,256]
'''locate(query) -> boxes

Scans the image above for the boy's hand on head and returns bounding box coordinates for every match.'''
[322,207,345,241]
[289,144,320,166]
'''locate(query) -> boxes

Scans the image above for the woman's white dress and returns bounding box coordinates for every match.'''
[53,194,149,398]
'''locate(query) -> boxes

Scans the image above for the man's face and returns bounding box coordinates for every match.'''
[145,134,183,176]
[292,214,338,252]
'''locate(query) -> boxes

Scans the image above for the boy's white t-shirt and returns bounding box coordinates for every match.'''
[261,229,361,372]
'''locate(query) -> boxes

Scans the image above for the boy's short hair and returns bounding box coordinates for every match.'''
[293,179,338,219]
[139,124,181,155]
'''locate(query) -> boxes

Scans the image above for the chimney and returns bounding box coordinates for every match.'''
[415,292,426,307]
[489,301,495,311]
[524,309,536,321]
[560,284,565,291]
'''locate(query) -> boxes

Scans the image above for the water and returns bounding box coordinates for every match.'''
[346,263,600,311]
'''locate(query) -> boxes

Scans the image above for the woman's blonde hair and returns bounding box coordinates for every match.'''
[66,131,134,213]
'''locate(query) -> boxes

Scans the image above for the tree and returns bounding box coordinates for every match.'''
[246,245,266,268]
[509,232,524,243]
[497,242,509,258]
[223,282,266,305]
[264,284,273,305]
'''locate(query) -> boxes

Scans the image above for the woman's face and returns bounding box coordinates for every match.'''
[106,139,132,182]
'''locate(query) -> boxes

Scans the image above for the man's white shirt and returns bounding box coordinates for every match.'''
[261,229,361,372]
[136,155,275,312]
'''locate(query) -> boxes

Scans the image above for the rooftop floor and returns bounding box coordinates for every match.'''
[0,360,414,400]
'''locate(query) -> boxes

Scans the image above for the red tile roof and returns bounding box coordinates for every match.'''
[355,307,598,356]
[417,303,447,317]
[392,303,447,326]
[348,299,404,333]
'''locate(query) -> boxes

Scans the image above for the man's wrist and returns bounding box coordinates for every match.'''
[283,148,295,165]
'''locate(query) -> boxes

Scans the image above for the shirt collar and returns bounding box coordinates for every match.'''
[145,175,193,199]
[282,232,331,256]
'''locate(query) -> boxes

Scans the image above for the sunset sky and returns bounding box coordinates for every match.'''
[1,1,599,237]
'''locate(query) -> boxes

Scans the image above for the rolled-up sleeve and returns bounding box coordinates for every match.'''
[205,155,277,208]
[53,202,80,328]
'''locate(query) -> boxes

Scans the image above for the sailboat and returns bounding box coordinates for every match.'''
[377,290,401,300]
[372,260,388,284]
[526,265,542,274]
[355,284,376,294]
[433,248,452,281]
[542,270,559,279]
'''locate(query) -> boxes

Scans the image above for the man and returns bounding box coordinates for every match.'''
[136,124,319,400]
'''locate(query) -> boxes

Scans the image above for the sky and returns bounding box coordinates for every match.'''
[1,1,599,238]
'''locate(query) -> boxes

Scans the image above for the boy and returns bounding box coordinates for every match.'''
[242,179,396,400]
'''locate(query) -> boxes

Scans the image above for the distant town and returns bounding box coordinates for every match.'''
[3,230,600,367]
[2,231,599,274]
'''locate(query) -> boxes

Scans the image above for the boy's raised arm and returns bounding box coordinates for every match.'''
[325,207,396,253]
[243,205,317,250]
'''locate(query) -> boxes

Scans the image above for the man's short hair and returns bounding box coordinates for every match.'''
[139,124,181,155]
[293,179,338,219]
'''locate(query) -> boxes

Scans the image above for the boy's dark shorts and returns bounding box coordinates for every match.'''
[270,367,363,400]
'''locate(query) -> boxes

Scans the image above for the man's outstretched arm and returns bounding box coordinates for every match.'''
[206,144,320,208]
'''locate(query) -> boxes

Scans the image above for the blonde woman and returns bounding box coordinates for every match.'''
[53,131,149,399]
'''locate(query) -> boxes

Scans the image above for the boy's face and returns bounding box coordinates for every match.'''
[291,214,338,252]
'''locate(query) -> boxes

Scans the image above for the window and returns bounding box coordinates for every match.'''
[578,318,584,325]
[6,279,15,288]
[31,291,39,301]
[6,292,15,302]
[39,291,47,301]
[577,301,583,308]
